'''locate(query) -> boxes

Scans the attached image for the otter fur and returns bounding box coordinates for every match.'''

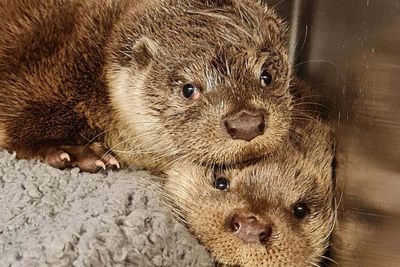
[0,0,295,172]
[165,119,336,266]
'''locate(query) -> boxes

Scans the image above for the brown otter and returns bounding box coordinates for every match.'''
[0,0,294,173]
[164,120,336,266]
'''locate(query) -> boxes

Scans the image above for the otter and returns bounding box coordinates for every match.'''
[0,0,295,173]
[164,120,336,266]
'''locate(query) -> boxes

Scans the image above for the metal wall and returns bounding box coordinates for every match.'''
[272,0,400,266]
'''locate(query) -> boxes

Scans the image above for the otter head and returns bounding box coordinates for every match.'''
[108,0,291,165]
[165,121,336,266]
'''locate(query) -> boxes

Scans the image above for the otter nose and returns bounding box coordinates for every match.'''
[228,213,272,245]
[223,111,265,141]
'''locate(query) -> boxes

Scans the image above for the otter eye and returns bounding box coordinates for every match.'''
[293,203,309,219]
[181,84,200,100]
[214,177,229,191]
[260,69,272,87]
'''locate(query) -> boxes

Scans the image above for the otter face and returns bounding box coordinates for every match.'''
[165,122,335,266]
[161,42,292,165]
[108,0,292,166]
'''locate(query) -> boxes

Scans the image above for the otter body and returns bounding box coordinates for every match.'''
[165,120,336,266]
[0,0,293,172]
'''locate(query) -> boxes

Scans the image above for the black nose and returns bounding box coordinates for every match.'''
[223,111,265,141]
[228,213,272,245]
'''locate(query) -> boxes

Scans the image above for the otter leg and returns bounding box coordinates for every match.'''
[31,142,120,173]
[2,96,118,172]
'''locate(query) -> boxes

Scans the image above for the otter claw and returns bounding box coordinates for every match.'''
[39,143,118,173]
[60,153,71,162]
[107,157,120,169]
[95,160,107,170]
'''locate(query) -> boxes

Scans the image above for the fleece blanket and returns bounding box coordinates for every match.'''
[0,151,213,267]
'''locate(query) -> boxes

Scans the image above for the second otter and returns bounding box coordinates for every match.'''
[165,120,336,266]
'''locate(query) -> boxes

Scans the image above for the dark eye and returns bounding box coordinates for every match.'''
[181,84,200,100]
[293,203,309,219]
[260,69,272,87]
[214,177,230,191]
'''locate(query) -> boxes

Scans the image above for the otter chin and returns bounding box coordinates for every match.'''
[0,0,292,172]
[165,120,336,266]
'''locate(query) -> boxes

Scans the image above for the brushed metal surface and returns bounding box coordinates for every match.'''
[277,0,400,266]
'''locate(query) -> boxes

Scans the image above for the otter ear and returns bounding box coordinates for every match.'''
[310,122,335,176]
[289,121,336,186]
[131,37,160,68]
[292,121,335,168]
[114,35,159,68]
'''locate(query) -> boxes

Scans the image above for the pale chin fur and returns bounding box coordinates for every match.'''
[164,162,206,204]
[108,68,158,136]
[106,67,177,165]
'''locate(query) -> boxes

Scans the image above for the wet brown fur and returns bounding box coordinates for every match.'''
[165,120,336,266]
[0,0,292,171]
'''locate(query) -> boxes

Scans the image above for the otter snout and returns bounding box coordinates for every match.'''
[227,213,272,245]
[223,111,266,141]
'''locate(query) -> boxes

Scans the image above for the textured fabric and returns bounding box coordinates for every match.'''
[0,151,213,267]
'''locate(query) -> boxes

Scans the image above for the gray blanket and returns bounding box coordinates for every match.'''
[0,151,213,267]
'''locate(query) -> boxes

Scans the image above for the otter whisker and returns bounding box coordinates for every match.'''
[293,102,329,110]
[306,260,320,267]
[81,127,120,152]
[320,255,338,265]
[291,59,338,70]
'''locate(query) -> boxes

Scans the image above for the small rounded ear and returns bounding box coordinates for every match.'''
[114,35,159,68]
[288,120,336,189]
[291,120,335,166]
[131,37,159,68]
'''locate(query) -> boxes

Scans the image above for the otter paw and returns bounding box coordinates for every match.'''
[39,143,119,173]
